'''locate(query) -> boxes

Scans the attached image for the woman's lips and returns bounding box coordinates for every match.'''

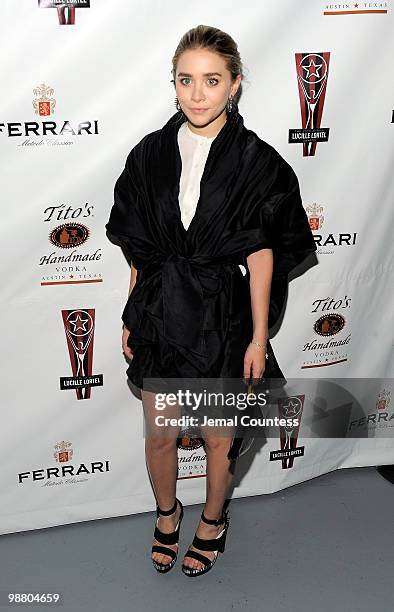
[190,108,208,113]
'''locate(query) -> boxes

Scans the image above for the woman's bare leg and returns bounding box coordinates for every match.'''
[142,389,182,566]
[182,423,236,571]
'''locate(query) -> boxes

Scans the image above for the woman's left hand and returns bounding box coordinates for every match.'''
[243,342,267,385]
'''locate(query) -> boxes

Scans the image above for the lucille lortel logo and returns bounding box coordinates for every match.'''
[38,0,90,25]
[289,52,331,157]
[60,308,103,399]
[270,395,305,469]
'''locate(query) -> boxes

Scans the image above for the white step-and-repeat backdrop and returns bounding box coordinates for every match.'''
[1,0,393,535]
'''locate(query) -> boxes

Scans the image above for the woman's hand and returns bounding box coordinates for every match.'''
[243,342,267,385]
[122,325,134,360]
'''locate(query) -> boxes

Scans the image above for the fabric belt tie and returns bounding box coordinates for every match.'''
[141,253,232,357]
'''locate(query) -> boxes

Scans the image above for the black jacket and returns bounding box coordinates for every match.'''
[106,105,317,459]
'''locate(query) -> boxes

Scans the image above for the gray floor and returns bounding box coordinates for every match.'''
[1,466,393,612]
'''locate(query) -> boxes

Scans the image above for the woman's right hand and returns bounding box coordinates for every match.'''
[122,325,134,360]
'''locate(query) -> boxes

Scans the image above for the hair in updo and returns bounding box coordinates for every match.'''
[171,24,245,104]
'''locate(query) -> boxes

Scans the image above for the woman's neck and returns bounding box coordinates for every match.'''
[186,109,227,139]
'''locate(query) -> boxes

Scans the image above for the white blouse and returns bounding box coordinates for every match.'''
[177,121,216,230]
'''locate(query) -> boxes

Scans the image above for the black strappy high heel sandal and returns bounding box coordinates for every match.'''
[151,497,184,573]
[181,507,230,577]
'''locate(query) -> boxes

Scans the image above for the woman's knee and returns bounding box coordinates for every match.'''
[145,433,179,453]
[203,433,233,452]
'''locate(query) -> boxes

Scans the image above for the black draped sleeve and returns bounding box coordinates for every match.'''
[105,144,154,271]
[235,145,317,328]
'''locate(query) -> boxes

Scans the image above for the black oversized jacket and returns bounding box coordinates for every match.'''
[106,105,317,458]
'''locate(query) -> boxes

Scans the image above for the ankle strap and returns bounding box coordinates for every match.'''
[157,498,178,516]
[201,509,225,526]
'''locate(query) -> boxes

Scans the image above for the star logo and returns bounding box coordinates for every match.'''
[68,312,91,334]
[282,397,302,419]
[302,59,323,79]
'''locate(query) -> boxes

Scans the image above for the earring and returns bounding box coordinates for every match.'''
[175,97,182,112]
[227,95,234,113]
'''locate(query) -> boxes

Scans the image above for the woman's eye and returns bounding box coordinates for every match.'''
[179,77,219,86]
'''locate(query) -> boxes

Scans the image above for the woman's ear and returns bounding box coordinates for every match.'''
[232,74,242,97]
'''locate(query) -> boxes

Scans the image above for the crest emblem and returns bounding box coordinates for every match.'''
[54,440,73,463]
[33,83,56,116]
[306,203,325,231]
[376,389,391,411]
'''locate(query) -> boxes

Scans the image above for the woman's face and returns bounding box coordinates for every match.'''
[174,47,241,127]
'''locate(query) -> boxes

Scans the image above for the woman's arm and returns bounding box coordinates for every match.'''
[243,248,273,382]
[122,263,138,358]
[128,263,138,297]
[122,263,138,331]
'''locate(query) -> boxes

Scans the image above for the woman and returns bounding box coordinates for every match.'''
[106,25,317,577]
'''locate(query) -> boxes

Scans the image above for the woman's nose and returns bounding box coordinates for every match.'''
[191,84,205,102]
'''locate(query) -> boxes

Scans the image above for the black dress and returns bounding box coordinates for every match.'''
[105,104,317,459]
